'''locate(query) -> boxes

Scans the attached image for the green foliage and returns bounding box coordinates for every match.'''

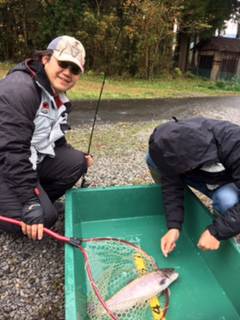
[121,0,176,78]
[0,0,44,60]
[77,9,120,73]
[173,0,239,35]
[0,0,240,78]
[0,0,88,60]
[173,67,183,77]
[37,0,88,51]
[214,77,240,92]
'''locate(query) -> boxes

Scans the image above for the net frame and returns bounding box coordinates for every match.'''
[0,216,170,320]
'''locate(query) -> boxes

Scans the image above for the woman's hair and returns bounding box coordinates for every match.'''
[32,49,53,61]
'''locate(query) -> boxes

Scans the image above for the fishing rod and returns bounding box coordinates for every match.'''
[86,73,106,156]
[80,74,106,188]
[81,6,124,188]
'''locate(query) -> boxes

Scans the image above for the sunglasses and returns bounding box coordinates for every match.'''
[57,60,81,75]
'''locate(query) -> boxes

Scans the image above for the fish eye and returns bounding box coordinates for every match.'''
[159,279,166,285]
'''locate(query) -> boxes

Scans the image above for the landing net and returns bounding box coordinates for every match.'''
[78,238,169,320]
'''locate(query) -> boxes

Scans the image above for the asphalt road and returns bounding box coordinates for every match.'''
[70,96,240,125]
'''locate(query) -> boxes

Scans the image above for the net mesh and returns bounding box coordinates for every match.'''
[79,239,168,320]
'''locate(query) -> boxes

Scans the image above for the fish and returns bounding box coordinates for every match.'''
[103,268,178,313]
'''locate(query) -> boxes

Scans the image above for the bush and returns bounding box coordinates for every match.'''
[211,77,240,92]
[173,67,182,77]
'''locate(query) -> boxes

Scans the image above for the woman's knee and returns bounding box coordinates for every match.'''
[212,184,239,214]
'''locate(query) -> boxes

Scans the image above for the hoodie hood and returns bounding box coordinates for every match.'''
[149,118,219,175]
[9,59,54,96]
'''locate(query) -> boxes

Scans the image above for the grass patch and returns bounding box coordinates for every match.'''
[1,64,240,99]
[68,74,240,100]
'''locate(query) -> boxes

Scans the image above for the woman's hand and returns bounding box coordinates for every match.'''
[85,154,94,167]
[21,222,44,240]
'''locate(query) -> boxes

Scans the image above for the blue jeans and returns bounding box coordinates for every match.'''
[146,153,240,215]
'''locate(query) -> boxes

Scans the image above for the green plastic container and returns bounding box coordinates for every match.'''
[65,184,240,320]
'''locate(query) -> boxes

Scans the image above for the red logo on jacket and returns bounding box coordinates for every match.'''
[41,102,49,114]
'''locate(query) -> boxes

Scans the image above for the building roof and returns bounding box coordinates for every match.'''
[196,36,240,53]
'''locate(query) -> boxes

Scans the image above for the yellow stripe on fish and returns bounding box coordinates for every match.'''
[134,254,166,320]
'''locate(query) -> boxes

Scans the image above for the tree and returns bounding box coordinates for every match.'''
[173,0,240,71]
[0,0,87,61]
[0,0,47,60]
[120,0,178,78]
[2,0,238,77]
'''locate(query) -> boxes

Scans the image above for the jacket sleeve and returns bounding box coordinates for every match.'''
[0,72,40,205]
[161,173,185,230]
[208,203,240,240]
[208,172,240,240]
[207,144,240,240]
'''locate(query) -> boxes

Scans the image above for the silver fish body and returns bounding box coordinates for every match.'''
[105,268,178,313]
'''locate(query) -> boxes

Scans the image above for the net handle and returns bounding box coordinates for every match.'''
[0,215,118,319]
[0,217,157,267]
[0,215,70,243]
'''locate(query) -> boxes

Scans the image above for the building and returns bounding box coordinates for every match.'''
[195,36,240,80]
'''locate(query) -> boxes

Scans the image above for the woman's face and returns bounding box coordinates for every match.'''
[42,55,80,94]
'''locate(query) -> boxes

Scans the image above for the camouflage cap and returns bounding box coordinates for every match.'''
[47,35,85,73]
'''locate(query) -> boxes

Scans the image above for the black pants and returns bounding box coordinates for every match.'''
[0,144,86,233]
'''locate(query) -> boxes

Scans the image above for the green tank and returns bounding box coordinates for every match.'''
[65,184,240,320]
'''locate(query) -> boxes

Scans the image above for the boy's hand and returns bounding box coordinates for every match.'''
[197,229,220,251]
[161,228,180,257]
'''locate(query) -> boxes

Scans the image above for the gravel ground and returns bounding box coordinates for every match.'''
[1,101,240,320]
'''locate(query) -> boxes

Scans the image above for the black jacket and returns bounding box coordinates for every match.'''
[0,60,73,206]
[149,117,240,240]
